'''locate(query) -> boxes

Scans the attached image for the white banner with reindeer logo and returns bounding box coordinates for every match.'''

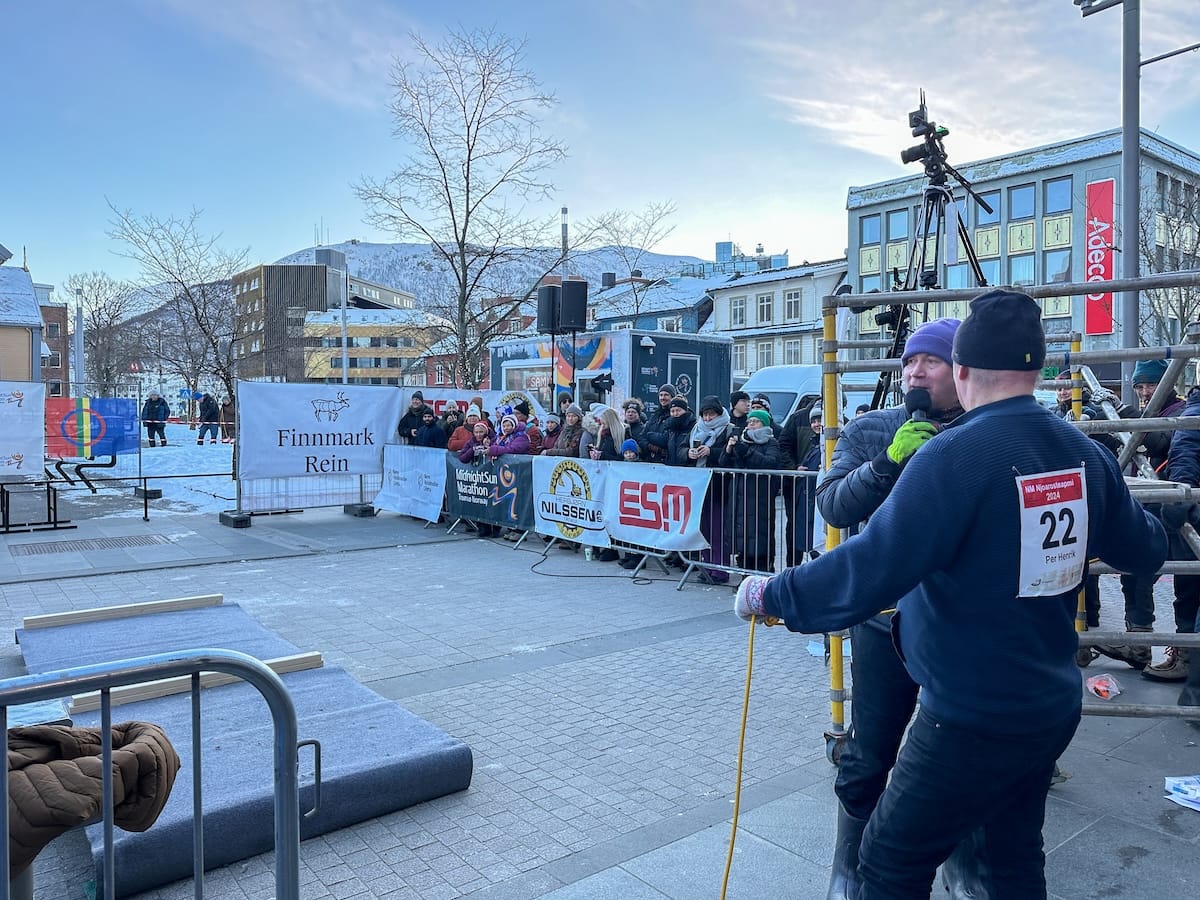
[0,381,45,474]
[235,382,403,480]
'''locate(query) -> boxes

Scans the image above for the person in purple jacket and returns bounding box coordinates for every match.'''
[734,290,1167,899]
[487,414,531,457]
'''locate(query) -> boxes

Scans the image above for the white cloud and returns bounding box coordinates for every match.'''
[155,0,417,107]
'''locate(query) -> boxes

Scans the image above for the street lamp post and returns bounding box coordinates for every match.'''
[1075,0,1141,403]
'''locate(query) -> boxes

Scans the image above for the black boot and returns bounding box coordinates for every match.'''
[827,804,867,900]
[941,829,991,899]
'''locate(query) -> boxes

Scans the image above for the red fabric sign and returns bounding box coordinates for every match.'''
[1084,179,1115,336]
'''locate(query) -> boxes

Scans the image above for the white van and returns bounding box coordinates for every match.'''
[741,365,899,424]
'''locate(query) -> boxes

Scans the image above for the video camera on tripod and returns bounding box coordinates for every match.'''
[899,93,951,181]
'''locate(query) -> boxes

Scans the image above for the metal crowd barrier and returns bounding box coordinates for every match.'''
[0,649,303,900]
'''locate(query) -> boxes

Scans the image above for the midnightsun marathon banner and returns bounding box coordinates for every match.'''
[236,382,403,480]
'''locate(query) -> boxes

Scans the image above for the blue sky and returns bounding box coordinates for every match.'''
[4,0,1200,293]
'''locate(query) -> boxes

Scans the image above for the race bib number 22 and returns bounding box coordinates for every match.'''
[1015,466,1089,598]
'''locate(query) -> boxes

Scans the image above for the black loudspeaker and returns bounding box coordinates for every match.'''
[558,280,588,331]
[537,285,560,334]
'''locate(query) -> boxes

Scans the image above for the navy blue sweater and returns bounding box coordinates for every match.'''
[763,395,1167,732]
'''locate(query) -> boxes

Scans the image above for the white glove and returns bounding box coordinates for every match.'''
[1090,387,1119,408]
[734,575,771,622]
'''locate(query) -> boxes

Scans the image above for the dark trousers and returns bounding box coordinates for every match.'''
[857,706,1080,899]
[198,422,219,442]
[1119,573,1157,629]
[145,423,166,443]
[834,620,919,820]
[1173,574,1200,634]
[782,478,817,567]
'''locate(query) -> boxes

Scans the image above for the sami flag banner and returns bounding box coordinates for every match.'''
[0,381,45,472]
[45,396,139,458]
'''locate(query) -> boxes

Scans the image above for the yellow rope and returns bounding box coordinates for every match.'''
[720,614,758,898]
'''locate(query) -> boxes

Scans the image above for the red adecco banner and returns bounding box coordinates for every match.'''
[1084,178,1116,335]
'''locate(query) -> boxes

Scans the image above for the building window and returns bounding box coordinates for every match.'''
[860,214,881,245]
[944,263,969,290]
[48,381,63,397]
[860,274,881,293]
[657,316,682,332]
[1009,184,1035,221]
[887,209,909,241]
[1009,254,1035,287]
[784,290,801,321]
[732,342,746,373]
[756,340,774,370]
[757,293,773,324]
[467,324,478,340]
[611,320,633,330]
[1045,249,1072,284]
[330,356,343,368]
[980,259,1001,285]
[784,339,801,365]
[46,322,61,338]
[1044,176,1072,214]
[730,296,746,327]
[47,352,61,368]
[977,191,1001,226]
[435,363,446,384]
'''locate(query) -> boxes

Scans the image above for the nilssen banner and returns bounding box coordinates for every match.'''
[531,456,611,547]
[376,445,447,523]
[0,382,45,472]
[45,396,139,458]
[603,462,712,551]
[444,454,535,530]
[236,382,403,480]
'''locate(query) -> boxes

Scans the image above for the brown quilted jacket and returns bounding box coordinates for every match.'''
[5,722,180,876]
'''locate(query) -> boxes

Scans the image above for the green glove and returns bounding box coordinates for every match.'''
[886,420,939,464]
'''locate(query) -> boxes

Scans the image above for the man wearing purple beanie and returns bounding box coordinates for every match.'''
[808,317,979,899]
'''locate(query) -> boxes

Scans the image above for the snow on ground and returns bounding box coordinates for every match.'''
[53,423,237,517]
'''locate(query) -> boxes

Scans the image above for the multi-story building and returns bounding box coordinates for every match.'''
[846,128,1200,378]
[0,260,46,383]
[305,306,450,385]
[232,248,420,382]
[590,272,727,334]
[33,282,69,396]
[706,259,848,386]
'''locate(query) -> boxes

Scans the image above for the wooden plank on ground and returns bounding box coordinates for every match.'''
[68,651,323,714]
[22,594,224,631]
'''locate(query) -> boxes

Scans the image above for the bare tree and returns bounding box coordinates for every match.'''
[63,271,145,394]
[1139,172,1200,347]
[591,201,679,317]
[107,204,246,403]
[357,27,578,387]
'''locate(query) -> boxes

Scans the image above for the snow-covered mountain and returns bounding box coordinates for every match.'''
[275,241,708,297]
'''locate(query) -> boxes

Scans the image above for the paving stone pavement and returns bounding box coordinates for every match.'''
[1,509,1198,899]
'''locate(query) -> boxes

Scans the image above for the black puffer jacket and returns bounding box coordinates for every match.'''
[662,411,697,466]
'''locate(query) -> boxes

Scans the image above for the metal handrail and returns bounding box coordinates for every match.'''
[0,649,301,900]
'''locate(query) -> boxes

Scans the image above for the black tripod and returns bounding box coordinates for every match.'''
[869,94,992,410]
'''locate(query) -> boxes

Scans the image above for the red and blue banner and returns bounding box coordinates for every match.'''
[45,397,140,458]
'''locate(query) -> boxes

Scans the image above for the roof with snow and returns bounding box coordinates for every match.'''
[591,273,732,318]
[706,258,848,292]
[306,307,453,329]
[0,266,43,327]
[847,128,1200,209]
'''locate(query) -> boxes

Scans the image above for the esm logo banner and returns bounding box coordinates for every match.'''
[606,462,712,552]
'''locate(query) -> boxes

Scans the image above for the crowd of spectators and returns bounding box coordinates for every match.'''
[397,385,818,574]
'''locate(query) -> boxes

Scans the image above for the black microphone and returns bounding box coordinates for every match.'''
[905,387,933,423]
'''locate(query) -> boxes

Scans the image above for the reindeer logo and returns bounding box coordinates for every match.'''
[311,391,350,422]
